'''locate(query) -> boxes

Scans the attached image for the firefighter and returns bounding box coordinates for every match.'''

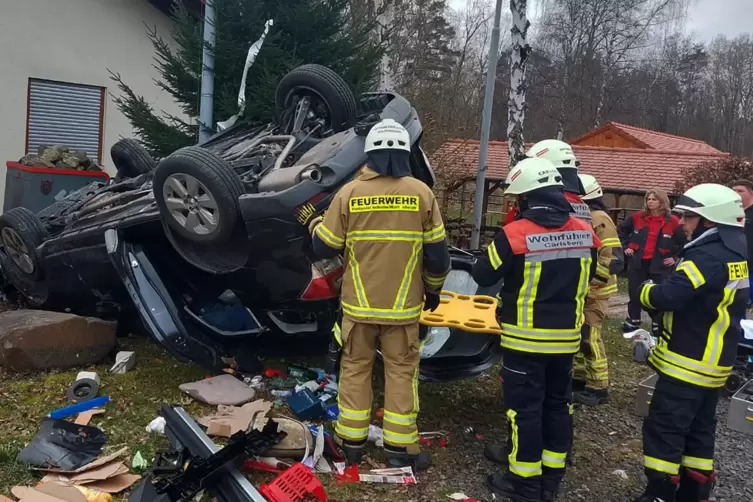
[472,158,600,502]
[633,183,747,502]
[308,118,451,471]
[502,141,591,225]
[573,173,625,405]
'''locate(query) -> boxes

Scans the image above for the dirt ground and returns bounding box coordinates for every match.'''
[1,301,752,501]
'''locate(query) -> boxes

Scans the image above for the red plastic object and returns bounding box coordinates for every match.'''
[6,161,110,179]
[334,464,360,485]
[260,462,327,501]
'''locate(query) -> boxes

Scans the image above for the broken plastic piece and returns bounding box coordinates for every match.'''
[259,462,327,502]
[50,396,111,420]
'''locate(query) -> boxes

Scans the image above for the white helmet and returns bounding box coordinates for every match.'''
[579,174,603,200]
[674,183,744,227]
[527,139,579,169]
[364,119,410,153]
[505,158,564,195]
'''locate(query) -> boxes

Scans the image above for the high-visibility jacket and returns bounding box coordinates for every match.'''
[589,208,623,298]
[473,216,600,354]
[312,167,451,324]
[565,191,592,224]
[639,228,747,388]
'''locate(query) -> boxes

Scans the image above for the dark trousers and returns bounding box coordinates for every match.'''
[643,375,719,493]
[501,349,573,500]
[627,259,668,322]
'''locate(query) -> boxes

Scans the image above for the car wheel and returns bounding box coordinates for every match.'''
[153,146,244,243]
[275,64,358,133]
[0,207,47,281]
[111,138,156,178]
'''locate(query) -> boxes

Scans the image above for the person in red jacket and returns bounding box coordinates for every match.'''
[618,189,686,337]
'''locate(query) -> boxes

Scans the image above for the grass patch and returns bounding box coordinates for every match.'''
[1,315,654,501]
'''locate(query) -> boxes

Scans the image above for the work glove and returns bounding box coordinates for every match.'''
[579,323,593,357]
[308,215,324,235]
[424,292,441,312]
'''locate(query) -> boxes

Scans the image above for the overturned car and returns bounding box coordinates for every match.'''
[0,65,501,381]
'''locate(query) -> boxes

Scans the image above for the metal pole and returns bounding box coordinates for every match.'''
[470,0,503,250]
[198,0,216,144]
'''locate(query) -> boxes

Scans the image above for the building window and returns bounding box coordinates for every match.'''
[26,79,106,164]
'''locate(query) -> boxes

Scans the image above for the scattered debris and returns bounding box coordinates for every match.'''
[37,448,140,494]
[420,430,449,447]
[131,452,147,471]
[50,396,110,420]
[612,469,629,480]
[0,310,116,372]
[334,463,417,484]
[447,494,481,502]
[287,389,325,420]
[245,375,264,388]
[145,416,166,435]
[179,374,257,406]
[74,409,105,426]
[109,351,136,374]
[198,400,272,438]
[67,372,100,403]
[17,419,107,470]
[259,462,327,502]
[367,425,384,448]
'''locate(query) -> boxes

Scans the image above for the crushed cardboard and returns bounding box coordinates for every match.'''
[74,409,105,426]
[38,448,128,474]
[198,400,272,437]
[12,483,86,502]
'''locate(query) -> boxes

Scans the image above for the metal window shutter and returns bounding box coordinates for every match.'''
[27,80,103,162]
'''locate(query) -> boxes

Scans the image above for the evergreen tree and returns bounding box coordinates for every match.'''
[110,0,383,157]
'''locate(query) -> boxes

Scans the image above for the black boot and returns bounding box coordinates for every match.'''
[573,387,609,406]
[384,445,431,471]
[334,437,365,466]
[541,484,559,501]
[484,443,509,466]
[623,318,641,334]
[633,475,679,502]
[676,468,715,502]
[485,472,539,502]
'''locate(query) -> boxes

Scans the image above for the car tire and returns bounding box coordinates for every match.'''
[111,138,156,179]
[153,146,244,243]
[275,64,358,132]
[0,207,48,281]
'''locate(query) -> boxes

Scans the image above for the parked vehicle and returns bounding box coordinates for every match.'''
[0,65,501,380]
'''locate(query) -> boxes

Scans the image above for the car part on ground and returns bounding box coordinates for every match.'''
[0,207,47,279]
[128,405,283,502]
[111,138,156,179]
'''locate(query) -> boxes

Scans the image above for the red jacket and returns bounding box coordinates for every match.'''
[618,211,685,274]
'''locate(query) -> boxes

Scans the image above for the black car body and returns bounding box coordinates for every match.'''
[0,66,501,381]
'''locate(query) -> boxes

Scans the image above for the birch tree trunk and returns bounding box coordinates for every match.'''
[375,0,395,91]
[508,0,530,166]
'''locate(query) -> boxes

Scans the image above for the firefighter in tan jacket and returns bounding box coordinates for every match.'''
[308,119,451,470]
[573,174,625,405]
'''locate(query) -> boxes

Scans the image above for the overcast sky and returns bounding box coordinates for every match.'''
[448,0,752,42]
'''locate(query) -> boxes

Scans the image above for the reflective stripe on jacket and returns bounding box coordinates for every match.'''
[313,167,450,324]
[589,209,622,298]
[639,229,747,388]
[474,216,601,355]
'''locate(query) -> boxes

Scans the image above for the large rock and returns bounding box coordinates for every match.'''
[0,310,116,372]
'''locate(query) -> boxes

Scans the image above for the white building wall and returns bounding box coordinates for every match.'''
[0,0,186,208]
